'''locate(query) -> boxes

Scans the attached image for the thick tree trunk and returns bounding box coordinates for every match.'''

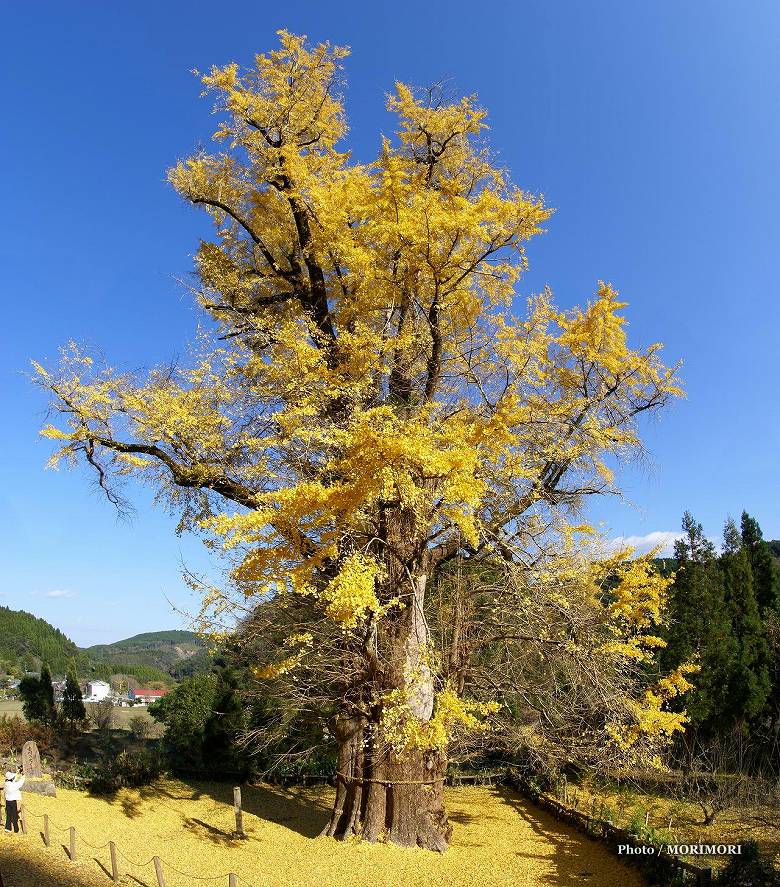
[321,715,365,839]
[320,726,451,851]
[385,748,450,851]
[320,561,452,851]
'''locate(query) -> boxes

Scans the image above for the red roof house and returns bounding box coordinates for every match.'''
[129,687,168,703]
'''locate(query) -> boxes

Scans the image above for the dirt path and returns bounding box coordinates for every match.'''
[0,780,645,886]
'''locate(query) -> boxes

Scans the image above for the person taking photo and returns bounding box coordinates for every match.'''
[4,768,25,834]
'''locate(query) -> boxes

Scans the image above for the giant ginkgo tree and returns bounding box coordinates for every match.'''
[36,32,688,851]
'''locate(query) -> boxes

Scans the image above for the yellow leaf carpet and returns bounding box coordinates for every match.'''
[0,779,645,886]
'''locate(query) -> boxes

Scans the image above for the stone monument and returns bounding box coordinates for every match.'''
[19,739,56,796]
[21,741,42,778]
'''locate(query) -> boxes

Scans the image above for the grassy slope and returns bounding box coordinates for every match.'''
[0,780,644,887]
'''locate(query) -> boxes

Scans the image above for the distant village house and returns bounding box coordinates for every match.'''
[128,687,167,705]
[84,680,111,702]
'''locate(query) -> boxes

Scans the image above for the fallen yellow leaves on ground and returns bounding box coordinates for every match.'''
[573,782,780,872]
[1,779,645,887]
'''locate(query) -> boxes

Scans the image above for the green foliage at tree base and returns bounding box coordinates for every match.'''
[63,749,165,796]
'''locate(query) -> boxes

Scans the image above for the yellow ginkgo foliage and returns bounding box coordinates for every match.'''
[35,32,683,851]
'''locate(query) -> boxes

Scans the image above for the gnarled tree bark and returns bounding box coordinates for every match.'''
[320,540,452,851]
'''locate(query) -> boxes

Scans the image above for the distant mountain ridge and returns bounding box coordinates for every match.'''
[0,607,209,682]
[86,629,203,656]
[85,630,209,679]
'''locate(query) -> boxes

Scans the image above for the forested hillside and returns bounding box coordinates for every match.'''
[0,608,208,683]
[86,630,209,678]
[0,606,84,674]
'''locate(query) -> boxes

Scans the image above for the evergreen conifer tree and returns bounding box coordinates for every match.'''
[763,609,780,730]
[661,512,736,733]
[722,518,771,725]
[19,674,48,722]
[202,659,247,774]
[741,512,780,612]
[61,663,86,728]
[39,663,56,725]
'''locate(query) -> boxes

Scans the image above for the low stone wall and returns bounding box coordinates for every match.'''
[506,774,713,887]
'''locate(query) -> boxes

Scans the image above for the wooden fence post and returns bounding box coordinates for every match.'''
[69,826,76,861]
[19,804,26,834]
[229,874,238,887]
[153,856,166,887]
[233,786,245,838]
[43,813,50,847]
[109,841,120,883]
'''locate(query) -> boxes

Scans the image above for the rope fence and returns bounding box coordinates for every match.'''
[1,774,717,887]
[1,792,259,887]
[252,770,505,788]
[112,845,158,869]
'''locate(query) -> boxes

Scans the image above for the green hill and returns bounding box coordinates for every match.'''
[85,630,209,679]
[87,629,201,652]
[0,605,83,674]
[0,608,209,683]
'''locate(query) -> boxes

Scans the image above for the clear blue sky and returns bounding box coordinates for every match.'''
[1,2,778,645]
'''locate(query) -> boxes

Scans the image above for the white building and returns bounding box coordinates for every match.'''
[84,680,111,702]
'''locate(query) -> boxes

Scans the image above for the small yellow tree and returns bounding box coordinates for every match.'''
[36,32,683,850]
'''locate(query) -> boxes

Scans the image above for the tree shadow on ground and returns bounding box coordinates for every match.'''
[491,787,644,886]
[89,781,161,820]
[1,848,105,887]
[447,807,502,830]
[182,815,238,845]
[88,772,204,820]
[91,776,332,838]
[169,779,331,839]
[447,809,479,825]
[95,857,152,885]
